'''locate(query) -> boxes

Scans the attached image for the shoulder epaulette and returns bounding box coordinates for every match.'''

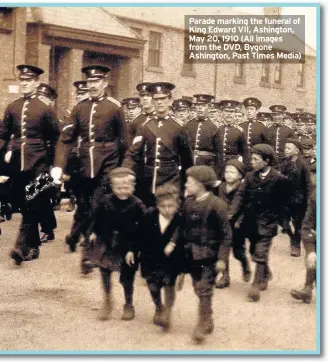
[106,96,121,107]
[233,125,244,133]
[37,96,52,106]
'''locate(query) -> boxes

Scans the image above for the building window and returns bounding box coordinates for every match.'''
[182,36,195,75]
[0,7,13,32]
[274,60,282,84]
[235,60,244,79]
[148,31,162,68]
[297,62,305,88]
[261,61,270,83]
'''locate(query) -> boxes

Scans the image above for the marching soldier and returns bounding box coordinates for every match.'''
[63,81,89,213]
[234,102,245,125]
[126,82,156,143]
[35,83,59,242]
[122,82,193,206]
[268,105,295,163]
[189,102,197,121]
[172,99,191,126]
[51,65,128,261]
[182,94,220,173]
[240,97,269,157]
[122,97,142,143]
[0,64,60,265]
[257,112,273,129]
[208,101,220,127]
[122,97,141,123]
[216,100,249,178]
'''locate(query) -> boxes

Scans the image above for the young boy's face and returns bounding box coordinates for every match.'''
[111,176,135,200]
[158,198,179,220]
[185,176,204,197]
[251,153,268,171]
[224,165,242,184]
[284,143,299,158]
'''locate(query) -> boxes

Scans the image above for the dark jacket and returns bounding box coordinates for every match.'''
[139,208,183,278]
[268,124,295,159]
[229,168,289,239]
[280,156,312,206]
[127,111,156,146]
[0,94,60,176]
[181,193,232,263]
[87,193,147,270]
[240,120,269,150]
[301,188,316,254]
[123,115,193,192]
[55,95,128,179]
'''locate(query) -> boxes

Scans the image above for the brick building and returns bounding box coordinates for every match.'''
[0,6,316,119]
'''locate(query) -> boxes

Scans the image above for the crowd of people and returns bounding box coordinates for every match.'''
[0,64,317,343]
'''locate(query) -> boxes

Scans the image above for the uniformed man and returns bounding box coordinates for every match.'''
[63,80,89,213]
[284,112,295,131]
[240,97,269,154]
[216,100,249,177]
[35,83,59,242]
[0,64,60,265]
[257,112,273,129]
[182,94,220,174]
[122,97,141,123]
[125,83,156,144]
[234,102,245,125]
[208,101,220,127]
[172,99,191,126]
[268,105,295,162]
[122,82,193,206]
[188,102,197,121]
[51,64,128,259]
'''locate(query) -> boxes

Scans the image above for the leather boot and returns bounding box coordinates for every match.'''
[98,295,113,321]
[241,257,251,282]
[40,231,55,244]
[290,268,315,304]
[65,234,78,252]
[153,306,164,326]
[192,298,212,343]
[10,248,25,266]
[66,196,76,212]
[121,282,135,320]
[247,263,265,302]
[121,304,135,321]
[24,247,40,261]
[215,260,230,288]
[258,264,272,291]
[160,286,175,331]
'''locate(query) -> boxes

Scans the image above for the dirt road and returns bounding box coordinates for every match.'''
[0,209,317,353]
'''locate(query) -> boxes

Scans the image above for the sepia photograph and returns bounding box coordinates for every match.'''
[0,2,320,354]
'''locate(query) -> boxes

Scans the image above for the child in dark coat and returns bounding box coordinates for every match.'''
[182,165,232,343]
[229,144,289,302]
[139,183,183,331]
[281,138,312,257]
[214,159,251,288]
[87,167,147,321]
[290,162,316,303]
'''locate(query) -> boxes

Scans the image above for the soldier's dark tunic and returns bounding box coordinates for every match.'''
[54,95,128,246]
[240,120,269,150]
[280,156,312,248]
[183,117,220,172]
[216,125,249,177]
[127,111,156,145]
[268,124,295,161]
[0,94,60,252]
[122,115,193,206]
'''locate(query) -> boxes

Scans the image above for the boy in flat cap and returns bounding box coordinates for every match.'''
[268,105,295,163]
[215,159,251,288]
[182,165,232,342]
[123,82,193,207]
[51,65,128,259]
[240,97,269,156]
[139,183,183,331]
[280,138,312,257]
[229,144,289,302]
[86,167,147,321]
[290,162,316,304]
[0,64,60,265]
